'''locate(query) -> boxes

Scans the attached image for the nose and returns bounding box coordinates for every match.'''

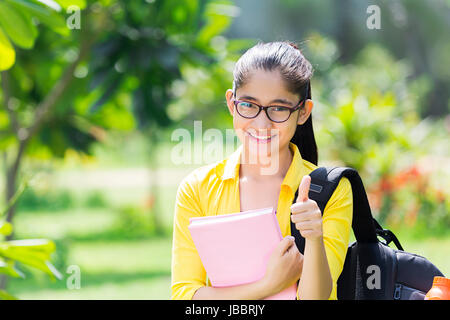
[251,109,273,129]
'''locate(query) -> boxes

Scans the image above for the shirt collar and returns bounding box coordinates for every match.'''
[222,144,242,180]
[221,142,305,194]
[281,142,305,194]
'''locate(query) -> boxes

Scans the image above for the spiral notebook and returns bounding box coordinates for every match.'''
[188,207,298,300]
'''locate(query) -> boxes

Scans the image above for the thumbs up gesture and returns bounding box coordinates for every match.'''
[290,175,323,241]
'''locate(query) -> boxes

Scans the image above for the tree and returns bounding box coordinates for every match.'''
[1,0,93,234]
[0,0,245,290]
[0,0,92,292]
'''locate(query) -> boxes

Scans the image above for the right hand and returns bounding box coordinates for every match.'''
[262,236,303,296]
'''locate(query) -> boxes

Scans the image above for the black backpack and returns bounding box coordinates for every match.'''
[291,166,445,300]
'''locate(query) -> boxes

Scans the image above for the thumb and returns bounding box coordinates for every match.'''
[296,175,311,203]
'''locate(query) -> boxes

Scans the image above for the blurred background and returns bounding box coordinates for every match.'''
[0,0,449,299]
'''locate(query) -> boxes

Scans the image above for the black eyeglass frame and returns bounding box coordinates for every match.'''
[232,82,309,123]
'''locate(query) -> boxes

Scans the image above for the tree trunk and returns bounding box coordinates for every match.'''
[148,165,164,236]
[148,135,165,236]
[0,141,26,290]
[5,142,26,227]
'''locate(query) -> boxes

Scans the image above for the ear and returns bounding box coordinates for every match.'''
[225,89,235,116]
[297,99,314,125]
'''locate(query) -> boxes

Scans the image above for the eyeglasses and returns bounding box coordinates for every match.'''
[232,95,306,123]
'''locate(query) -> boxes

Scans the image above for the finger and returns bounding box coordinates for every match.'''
[286,242,297,254]
[277,236,295,255]
[291,209,322,223]
[296,175,311,203]
[290,199,317,215]
[287,241,300,255]
[294,220,321,231]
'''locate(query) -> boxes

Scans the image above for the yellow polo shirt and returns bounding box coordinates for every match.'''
[171,142,353,300]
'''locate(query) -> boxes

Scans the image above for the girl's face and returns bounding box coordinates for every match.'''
[226,69,313,162]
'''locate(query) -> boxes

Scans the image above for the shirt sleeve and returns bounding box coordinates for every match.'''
[171,174,207,300]
[322,176,353,300]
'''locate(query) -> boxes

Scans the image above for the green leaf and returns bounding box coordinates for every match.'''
[0,222,13,236]
[196,1,237,45]
[226,38,257,52]
[0,258,25,278]
[0,27,15,71]
[0,1,38,49]
[53,0,87,10]
[0,289,18,300]
[3,239,56,252]
[6,0,70,36]
[0,239,62,280]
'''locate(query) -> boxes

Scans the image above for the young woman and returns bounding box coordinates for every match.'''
[171,41,353,300]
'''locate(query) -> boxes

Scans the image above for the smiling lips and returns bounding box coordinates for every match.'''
[246,130,277,143]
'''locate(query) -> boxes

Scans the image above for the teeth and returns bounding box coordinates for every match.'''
[248,131,272,139]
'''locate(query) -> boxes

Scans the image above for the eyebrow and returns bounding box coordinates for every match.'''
[238,95,295,106]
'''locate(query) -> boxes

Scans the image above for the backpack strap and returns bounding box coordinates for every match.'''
[290,167,379,254]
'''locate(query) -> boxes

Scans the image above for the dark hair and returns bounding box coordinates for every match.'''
[232,41,318,165]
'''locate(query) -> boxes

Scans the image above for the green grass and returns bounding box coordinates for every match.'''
[8,232,449,300]
[13,276,171,300]
[4,169,180,299]
[12,208,118,239]
[3,166,449,299]
[8,210,450,300]
[8,238,173,300]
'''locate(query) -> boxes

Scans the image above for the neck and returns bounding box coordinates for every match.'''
[240,145,293,181]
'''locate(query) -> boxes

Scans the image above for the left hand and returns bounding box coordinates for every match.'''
[290,175,323,241]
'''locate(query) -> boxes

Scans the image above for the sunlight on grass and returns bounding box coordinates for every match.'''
[14,276,171,300]
[68,239,172,274]
[13,208,118,239]
[9,239,173,299]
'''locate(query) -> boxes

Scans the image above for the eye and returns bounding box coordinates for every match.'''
[239,101,257,108]
[271,106,290,112]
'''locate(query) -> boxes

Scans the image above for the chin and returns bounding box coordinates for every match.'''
[241,136,283,166]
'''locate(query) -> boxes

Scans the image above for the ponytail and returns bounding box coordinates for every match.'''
[290,81,318,165]
[291,116,318,165]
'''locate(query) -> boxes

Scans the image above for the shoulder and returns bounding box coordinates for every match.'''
[177,159,226,198]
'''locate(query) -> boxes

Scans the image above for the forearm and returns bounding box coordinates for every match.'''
[298,236,332,300]
[192,278,272,300]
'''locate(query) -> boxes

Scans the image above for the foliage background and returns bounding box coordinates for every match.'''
[0,0,449,299]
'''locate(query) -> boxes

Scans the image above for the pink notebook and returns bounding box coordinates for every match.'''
[188,207,298,300]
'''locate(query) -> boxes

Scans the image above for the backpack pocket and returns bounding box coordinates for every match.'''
[394,283,426,300]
